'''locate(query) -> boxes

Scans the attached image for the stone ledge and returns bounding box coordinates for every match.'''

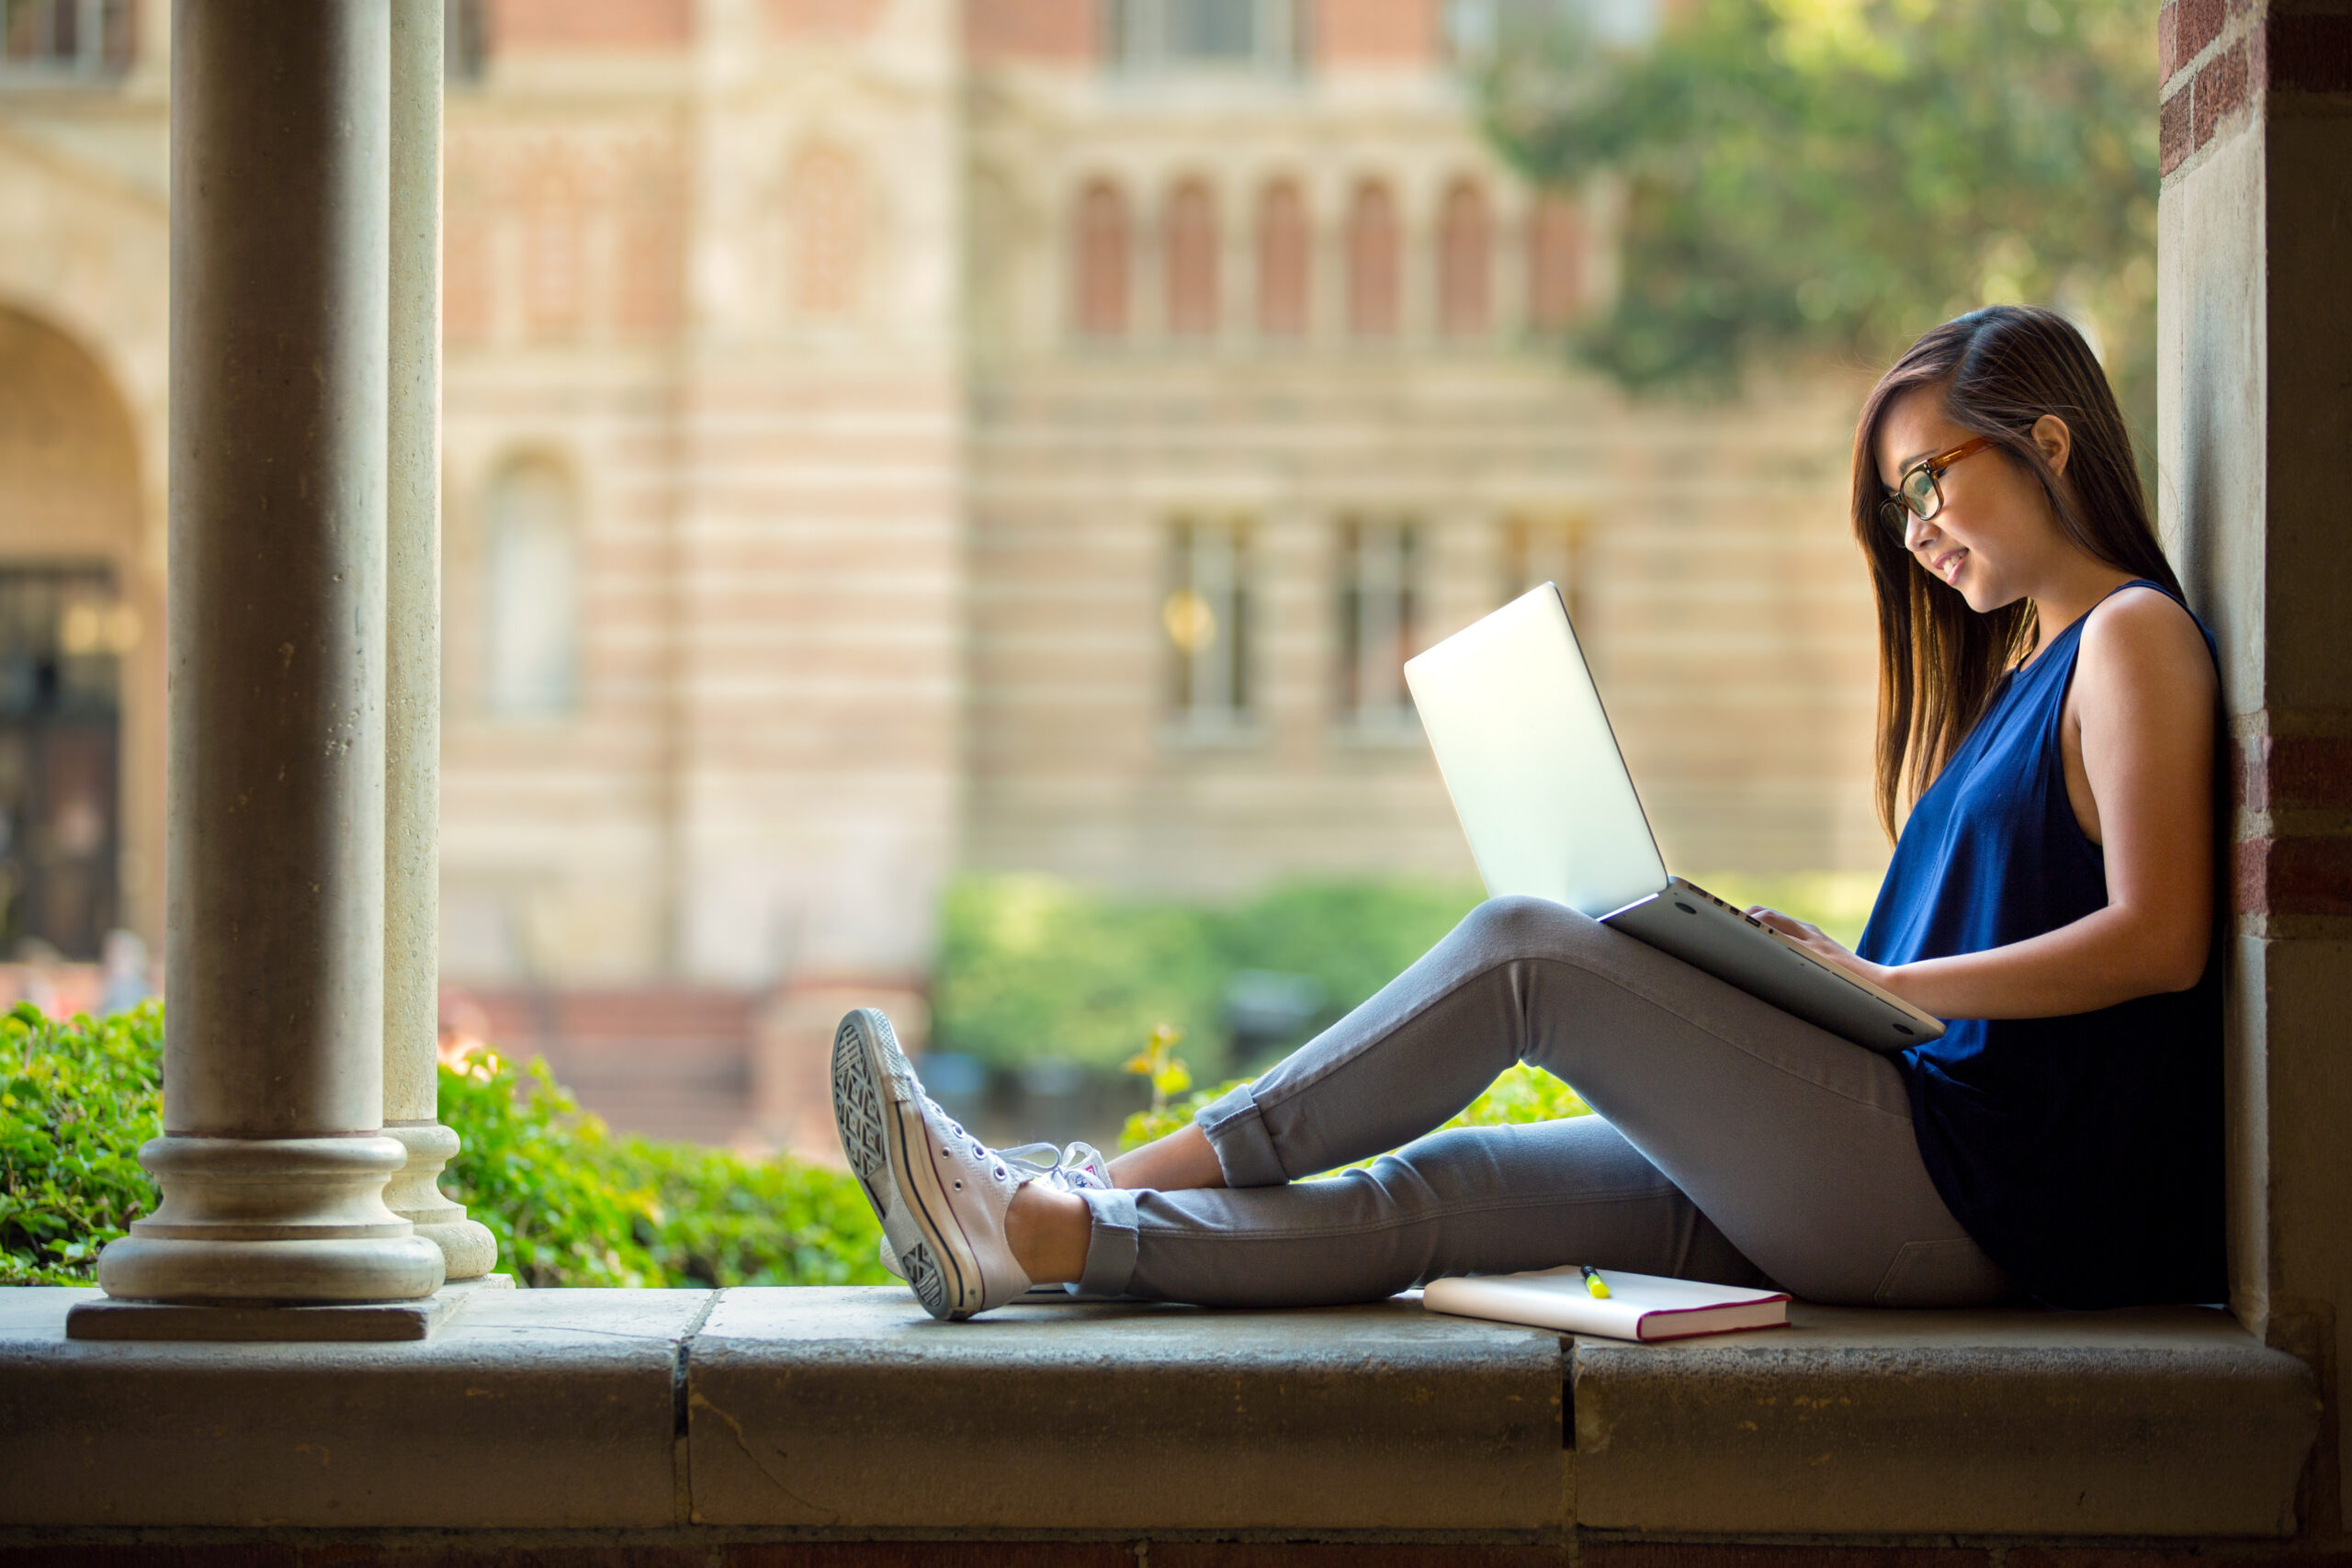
[0,1285,705,1529]
[1572,1303,2321,1537]
[687,1289,1567,1532]
[0,1286,2321,1539]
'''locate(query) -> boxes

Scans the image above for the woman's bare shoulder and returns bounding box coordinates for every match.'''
[2076,583,2216,701]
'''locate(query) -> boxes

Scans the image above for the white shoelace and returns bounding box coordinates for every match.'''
[919,1091,1108,1193]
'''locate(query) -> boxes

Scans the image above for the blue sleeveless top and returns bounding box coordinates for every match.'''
[1857,581,2225,1309]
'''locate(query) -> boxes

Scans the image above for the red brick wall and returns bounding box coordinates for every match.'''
[967,0,1098,62]
[2235,731,2352,920]
[2158,2,2352,174]
[492,0,692,51]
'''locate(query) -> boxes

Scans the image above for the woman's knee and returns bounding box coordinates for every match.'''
[1453,895,1599,963]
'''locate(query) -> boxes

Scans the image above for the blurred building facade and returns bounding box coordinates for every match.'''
[0,0,1879,1148]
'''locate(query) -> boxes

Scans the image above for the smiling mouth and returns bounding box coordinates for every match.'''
[1929,547,1969,581]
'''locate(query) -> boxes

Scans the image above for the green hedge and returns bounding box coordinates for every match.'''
[0,1002,160,1284]
[0,1003,888,1289]
[436,1048,888,1288]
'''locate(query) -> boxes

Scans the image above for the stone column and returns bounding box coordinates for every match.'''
[95,0,444,1305]
[383,0,496,1280]
[2157,0,2352,1527]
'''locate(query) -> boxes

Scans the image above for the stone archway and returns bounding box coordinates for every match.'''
[0,305,159,961]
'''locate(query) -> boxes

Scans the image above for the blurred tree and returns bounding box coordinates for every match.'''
[1480,0,2158,452]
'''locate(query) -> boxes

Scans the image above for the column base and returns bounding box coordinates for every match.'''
[67,1272,513,1342]
[96,1134,447,1305]
[384,1120,500,1280]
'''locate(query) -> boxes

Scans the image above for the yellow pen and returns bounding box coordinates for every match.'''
[1580,1265,1611,1299]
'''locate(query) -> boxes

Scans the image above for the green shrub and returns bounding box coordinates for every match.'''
[438,1049,890,1289]
[0,1002,162,1284]
[0,1003,888,1290]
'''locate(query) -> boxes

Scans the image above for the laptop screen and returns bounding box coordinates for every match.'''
[1403,584,1669,919]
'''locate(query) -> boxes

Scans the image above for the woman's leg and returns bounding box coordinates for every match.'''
[1073,896,2010,1308]
[1063,1112,1761,1306]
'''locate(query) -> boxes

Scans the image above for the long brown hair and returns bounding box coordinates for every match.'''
[1853,305,2183,840]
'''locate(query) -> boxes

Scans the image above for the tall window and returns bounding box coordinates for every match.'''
[445,0,490,81]
[1108,0,1302,73]
[617,147,684,339]
[1502,516,1586,630]
[0,0,135,80]
[1527,194,1585,332]
[1163,519,1252,728]
[0,567,125,959]
[1075,180,1131,340]
[444,159,492,345]
[1346,181,1401,340]
[482,457,582,718]
[1437,177,1492,339]
[1255,179,1309,340]
[786,142,866,320]
[1164,179,1220,339]
[1338,519,1421,723]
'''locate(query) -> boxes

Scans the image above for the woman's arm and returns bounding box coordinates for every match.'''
[1755,588,2218,1021]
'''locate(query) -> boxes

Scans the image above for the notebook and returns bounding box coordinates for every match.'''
[1421,1266,1791,1342]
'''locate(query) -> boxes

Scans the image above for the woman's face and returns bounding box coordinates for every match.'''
[1875,385,2071,615]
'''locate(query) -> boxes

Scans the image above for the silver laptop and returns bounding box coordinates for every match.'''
[1402,584,1942,1053]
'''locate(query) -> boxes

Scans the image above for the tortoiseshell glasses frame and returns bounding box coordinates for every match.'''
[1878,435,1996,539]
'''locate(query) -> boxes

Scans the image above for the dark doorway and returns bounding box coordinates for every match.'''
[0,566,123,960]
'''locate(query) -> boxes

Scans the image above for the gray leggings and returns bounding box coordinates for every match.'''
[1072,897,2014,1308]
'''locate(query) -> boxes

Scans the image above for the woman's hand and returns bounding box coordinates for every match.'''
[1747,908,1905,996]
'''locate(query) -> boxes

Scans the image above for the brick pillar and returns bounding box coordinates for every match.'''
[2157,0,2352,1535]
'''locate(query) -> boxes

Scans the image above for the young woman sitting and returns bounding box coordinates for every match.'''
[830,304,2225,1321]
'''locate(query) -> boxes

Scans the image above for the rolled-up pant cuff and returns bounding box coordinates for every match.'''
[1075,1186,1139,1298]
[1194,1078,1290,1187]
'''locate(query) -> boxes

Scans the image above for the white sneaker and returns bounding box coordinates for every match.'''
[873,1140,1111,1289]
[830,1007,1033,1320]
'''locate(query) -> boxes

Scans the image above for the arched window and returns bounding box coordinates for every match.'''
[1527,194,1585,332]
[1255,179,1309,339]
[786,141,866,320]
[482,457,581,718]
[1346,180,1400,340]
[1437,177,1491,338]
[1164,179,1220,338]
[1075,180,1131,339]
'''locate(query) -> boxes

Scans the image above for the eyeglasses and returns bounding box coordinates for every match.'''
[1878,436,1995,538]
